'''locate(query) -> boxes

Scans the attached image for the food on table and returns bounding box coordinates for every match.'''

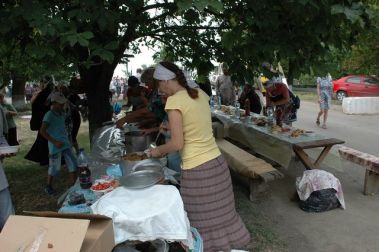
[122,152,148,161]
[290,129,305,137]
[221,105,232,114]
[252,117,267,126]
[91,182,112,191]
[110,179,120,188]
[281,127,291,133]
[271,125,282,134]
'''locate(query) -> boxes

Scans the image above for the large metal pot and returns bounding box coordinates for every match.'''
[119,153,164,175]
[124,131,153,152]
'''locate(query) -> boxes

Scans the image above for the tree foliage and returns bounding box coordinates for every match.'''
[216,0,376,84]
[0,0,225,135]
[0,0,377,133]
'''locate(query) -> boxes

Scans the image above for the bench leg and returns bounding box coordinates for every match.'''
[249,179,269,202]
[364,170,379,195]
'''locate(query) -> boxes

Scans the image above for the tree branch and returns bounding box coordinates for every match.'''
[148,9,175,23]
[142,2,175,12]
[147,24,226,35]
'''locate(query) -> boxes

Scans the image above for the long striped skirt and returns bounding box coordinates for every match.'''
[181,155,251,252]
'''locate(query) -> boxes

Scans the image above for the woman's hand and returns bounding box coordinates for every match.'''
[150,147,163,158]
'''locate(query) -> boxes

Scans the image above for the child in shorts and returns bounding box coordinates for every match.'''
[40,92,77,195]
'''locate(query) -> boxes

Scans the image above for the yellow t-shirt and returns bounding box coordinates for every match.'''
[165,89,221,169]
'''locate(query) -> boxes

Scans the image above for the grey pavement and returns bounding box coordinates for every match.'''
[256,101,379,252]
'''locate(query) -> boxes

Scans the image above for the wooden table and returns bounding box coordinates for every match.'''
[293,138,345,170]
[212,110,345,170]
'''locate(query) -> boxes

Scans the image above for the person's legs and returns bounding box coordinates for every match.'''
[322,109,329,129]
[62,149,77,185]
[0,188,15,230]
[316,110,323,125]
[317,93,327,126]
[7,127,19,146]
[46,153,61,195]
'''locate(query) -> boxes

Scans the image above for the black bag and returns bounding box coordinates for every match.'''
[289,91,300,109]
[299,188,341,213]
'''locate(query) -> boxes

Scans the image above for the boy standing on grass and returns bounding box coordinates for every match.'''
[40,92,77,195]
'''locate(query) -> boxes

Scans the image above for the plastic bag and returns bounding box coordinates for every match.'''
[91,125,125,163]
[299,188,341,213]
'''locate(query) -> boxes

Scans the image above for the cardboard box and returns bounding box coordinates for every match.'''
[0,211,115,252]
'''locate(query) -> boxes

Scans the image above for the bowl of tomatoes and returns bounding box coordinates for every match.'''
[90,179,114,197]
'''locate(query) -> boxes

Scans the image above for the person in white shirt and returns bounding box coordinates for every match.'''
[216,63,235,105]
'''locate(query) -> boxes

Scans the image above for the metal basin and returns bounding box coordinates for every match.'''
[119,153,163,175]
[124,131,153,152]
[133,164,163,174]
[120,170,164,189]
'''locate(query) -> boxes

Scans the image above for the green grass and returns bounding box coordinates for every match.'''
[4,115,287,251]
[234,184,287,252]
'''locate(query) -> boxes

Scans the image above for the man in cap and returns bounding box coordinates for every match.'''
[40,92,77,195]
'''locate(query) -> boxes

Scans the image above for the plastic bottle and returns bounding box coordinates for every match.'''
[210,95,215,110]
[77,148,92,189]
[234,101,240,119]
[267,106,274,126]
[244,98,250,116]
[217,95,222,109]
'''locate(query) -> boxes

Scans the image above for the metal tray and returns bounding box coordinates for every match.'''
[120,170,164,189]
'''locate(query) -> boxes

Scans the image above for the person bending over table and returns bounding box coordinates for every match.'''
[115,67,166,128]
[263,79,295,126]
[147,62,250,252]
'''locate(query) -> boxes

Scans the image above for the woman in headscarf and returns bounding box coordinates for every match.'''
[25,77,53,166]
[216,63,235,105]
[147,62,250,252]
[263,79,296,126]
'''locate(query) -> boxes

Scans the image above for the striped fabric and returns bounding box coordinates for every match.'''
[181,155,250,252]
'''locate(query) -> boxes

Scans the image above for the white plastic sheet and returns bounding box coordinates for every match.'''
[296,169,346,209]
[91,185,190,244]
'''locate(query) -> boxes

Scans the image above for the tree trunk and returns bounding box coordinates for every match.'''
[287,59,295,89]
[11,74,26,109]
[79,63,115,141]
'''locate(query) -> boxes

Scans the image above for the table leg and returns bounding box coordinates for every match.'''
[314,146,332,168]
[293,147,317,170]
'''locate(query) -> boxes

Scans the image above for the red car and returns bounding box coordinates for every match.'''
[333,75,379,101]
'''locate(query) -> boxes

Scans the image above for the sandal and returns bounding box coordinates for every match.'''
[322,124,327,129]
[316,118,320,126]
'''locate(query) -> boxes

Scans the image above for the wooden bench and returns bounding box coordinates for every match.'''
[216,139,284,201]
[338,145,379,195]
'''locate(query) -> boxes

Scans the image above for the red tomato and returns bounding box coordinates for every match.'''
[91,182,111,191]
